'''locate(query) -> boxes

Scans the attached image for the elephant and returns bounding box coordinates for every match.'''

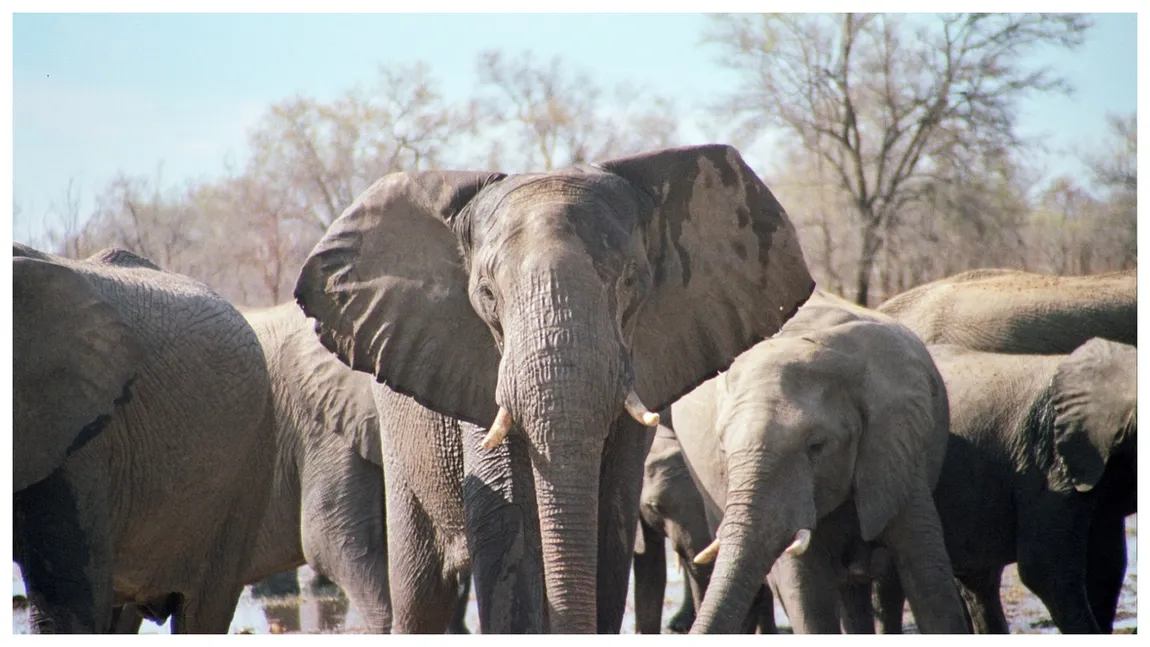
[633,425,775,634]
[887,339,1137,633]
[238,301,392,632]
[293,144,815,632]
[109,301,475,634]
[12,243,275,633]
[876,268,1136,353]
[874,268,1137,633]
[670,290,968,633]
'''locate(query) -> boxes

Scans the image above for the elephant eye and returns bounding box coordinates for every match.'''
[807,439,826,457]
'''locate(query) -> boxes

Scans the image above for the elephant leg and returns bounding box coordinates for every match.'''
[171,586,242,634]
[769,550,843,634]
[665,558,696,633]
[955,569,1008,633]
[632,521,667,634]
[446,569,472,634]
[1015,495,1098,633]
[460,422,544,633]
[594,418,648,634]
[13,469,114,633]
[301,452,392,633]
[1085,511,1128,633]
[872,565,906,634]
[879,488,968,633]
[839,581,875,633]
[382,472,460,633]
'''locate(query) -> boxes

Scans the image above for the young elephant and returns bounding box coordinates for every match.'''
[672,290,968,634]
[876,268,1136,353]
[633,425,775,634]
[907,338,1137,633]
[13,244,275,633]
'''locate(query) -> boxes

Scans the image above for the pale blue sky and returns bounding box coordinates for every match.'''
[10,12,1139,244]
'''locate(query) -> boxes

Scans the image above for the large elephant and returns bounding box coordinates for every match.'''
[12,244,275,633]
[112,301,473,634]
[905,339,1137,633]
[672,290,968,633]
[293,144,815,633]
[876,268,1136,353]
[633,425,774,634]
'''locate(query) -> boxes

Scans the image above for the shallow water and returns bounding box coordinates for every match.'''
[12,516,1137,633]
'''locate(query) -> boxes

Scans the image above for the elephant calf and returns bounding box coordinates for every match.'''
[672,290,969,633]
[891,338,1137,633]
[633,425,775,634]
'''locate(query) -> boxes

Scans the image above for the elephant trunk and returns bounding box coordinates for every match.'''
[693,451,815,633]
[496,281,628,633]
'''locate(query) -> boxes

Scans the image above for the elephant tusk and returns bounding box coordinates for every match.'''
[481,407,514,449]
[624,390,660,427]
[693,538,720,565]
[674,551,682,571]
[784,529,812,556]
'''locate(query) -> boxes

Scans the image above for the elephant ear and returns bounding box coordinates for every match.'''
[850,324,941,541]
[598,144,815,412]
[287,310,385,467]
[12,255,143,491]
[295,171,506,428]
[1051,337,1137,492]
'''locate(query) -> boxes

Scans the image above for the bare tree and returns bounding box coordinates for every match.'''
[475,49,681,172]
[245,62,475,235]
[43,177,93,258]
[704,13,1090,304]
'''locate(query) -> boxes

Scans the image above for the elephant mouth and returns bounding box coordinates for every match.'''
[480,388,660,449]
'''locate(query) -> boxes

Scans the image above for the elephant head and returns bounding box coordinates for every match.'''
[684,296,944,632]
[294,144,814,632]
[12,244,143,492]
[1051,337,1137,493]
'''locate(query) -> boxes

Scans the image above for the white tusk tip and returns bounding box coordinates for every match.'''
[785,528,812,556]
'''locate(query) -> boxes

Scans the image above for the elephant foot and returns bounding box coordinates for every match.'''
[666,610,695,633]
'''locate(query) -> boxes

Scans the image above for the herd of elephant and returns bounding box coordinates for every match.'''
[12,144,1137,634]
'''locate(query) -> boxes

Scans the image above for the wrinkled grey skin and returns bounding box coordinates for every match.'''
[12,244,275,633]
[294,144,814,633]
[911,339,1137,633]
[876,268,1136,353]
[632,425,774,634]
[672,291,968,634]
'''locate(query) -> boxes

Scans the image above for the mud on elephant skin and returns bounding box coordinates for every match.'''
[883,338,1137,634]
[672,291,968,634]
[12,244,275,633]
[294,144,814,633]
[876,268,1136,354]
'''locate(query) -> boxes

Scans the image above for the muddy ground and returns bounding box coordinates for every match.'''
[11,516,1136,634]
